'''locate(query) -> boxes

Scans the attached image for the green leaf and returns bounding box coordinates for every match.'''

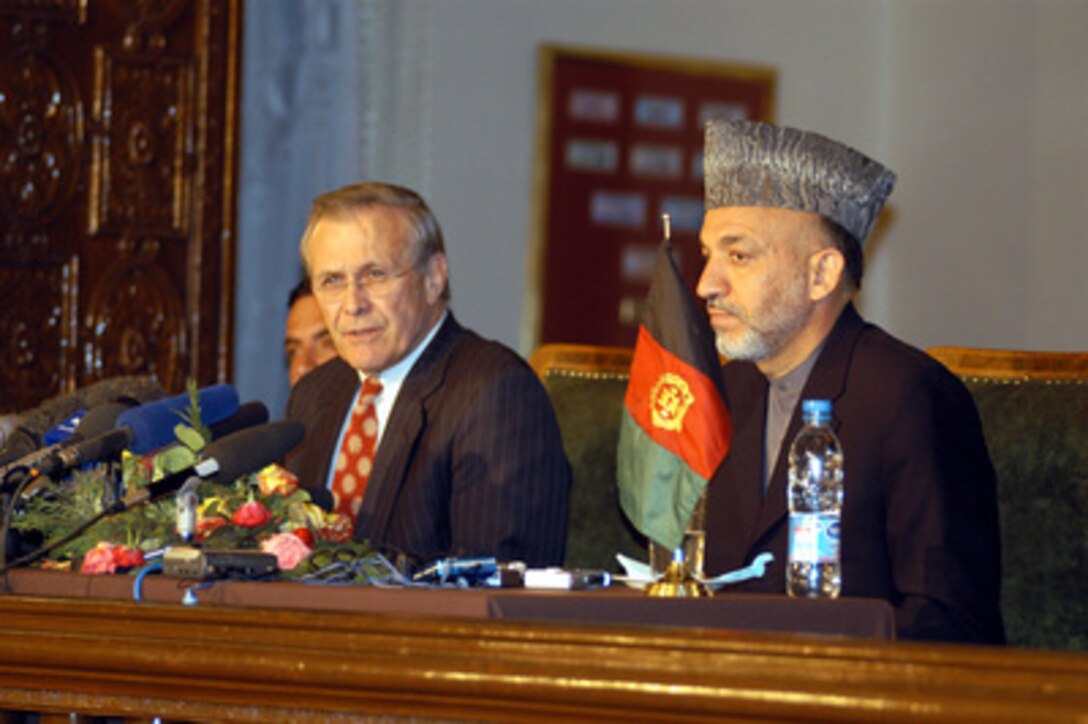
[156,445,196,474]
[174,424,206,453]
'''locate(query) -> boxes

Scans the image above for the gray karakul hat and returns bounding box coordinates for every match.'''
[704,119,896,244]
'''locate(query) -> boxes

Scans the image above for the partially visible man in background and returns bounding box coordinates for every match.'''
[284,279,337,387]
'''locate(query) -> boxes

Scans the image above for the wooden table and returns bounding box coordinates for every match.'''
[1,569,1086,721]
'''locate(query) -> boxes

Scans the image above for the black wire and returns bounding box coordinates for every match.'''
[0,465,34,592]
[0,504,121,576]
[0,466,125,577]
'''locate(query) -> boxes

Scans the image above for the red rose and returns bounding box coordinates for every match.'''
[318,512,354,543]
[292,527,315,547]
[113,546,145,569]
[231,500,272,528]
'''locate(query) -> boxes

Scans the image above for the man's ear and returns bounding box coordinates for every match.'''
[424,252,448,304]
[808,248,845,302]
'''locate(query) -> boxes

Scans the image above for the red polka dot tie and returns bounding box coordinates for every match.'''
[331,377,383,523]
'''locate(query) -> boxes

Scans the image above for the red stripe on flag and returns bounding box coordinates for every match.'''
[625,326,731,480]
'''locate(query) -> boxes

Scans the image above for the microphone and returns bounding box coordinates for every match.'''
[33,428,134,479]
[0,402,136,484]
[42,410,86,446]
[27,386,240,481]
[0,376,165,466]
[137,400,270,471]
[116,384,240,455]
[307,485,334,512]
[73,402,137,439]
[120,420,305,509]
[0,429,38,468]
[207,401,269,440]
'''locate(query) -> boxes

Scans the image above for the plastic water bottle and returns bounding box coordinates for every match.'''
[786,399,843,598]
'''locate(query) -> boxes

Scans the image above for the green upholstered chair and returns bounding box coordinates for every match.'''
[529,344,645,571]
[927,347,1088,651]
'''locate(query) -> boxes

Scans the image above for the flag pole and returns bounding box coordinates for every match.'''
[645,212,712,598]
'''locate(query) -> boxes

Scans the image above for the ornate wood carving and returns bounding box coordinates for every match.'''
[83,243,185,388]
[0,261,74,396]
[89,48,192,238]
[0,0,238,413]
[0,41,83,236]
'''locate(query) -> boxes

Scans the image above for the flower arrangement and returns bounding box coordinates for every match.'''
[11,383,359,575]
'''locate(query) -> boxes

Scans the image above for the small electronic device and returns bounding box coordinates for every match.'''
[411,557,525,587]
[523,568,611,590]
[162,546,278,580]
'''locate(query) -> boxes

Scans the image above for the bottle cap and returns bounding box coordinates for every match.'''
[802,399,832,415]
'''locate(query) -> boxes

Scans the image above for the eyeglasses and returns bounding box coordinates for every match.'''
[311,260,419,302]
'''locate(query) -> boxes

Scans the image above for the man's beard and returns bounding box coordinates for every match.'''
[708,273,811,362]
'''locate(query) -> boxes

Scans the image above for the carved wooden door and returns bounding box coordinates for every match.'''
[0,0,239,413]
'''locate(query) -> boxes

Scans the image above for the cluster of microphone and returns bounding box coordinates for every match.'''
[0,382,304,512]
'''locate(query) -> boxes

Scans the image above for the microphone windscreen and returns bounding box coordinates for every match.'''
[10,397,83,449]
[9,376,165,446]
[307,485,334,511]
[80,376,166,408]
[208,401,270,440]
[71,428,134,468]
[73,402,134,439]
[37,427,136,479]
[117,384,241,455]
[204,420,305,483]
[0,429,39,466]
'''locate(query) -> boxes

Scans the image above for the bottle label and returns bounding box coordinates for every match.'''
[789,513,840,564]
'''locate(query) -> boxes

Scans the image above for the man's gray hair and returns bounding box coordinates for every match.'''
[300,182,449,301]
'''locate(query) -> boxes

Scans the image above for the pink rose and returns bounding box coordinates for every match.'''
[79,542,145,574]
[232,500,272,528]
[80,542,119,575]
[260,532,311,570]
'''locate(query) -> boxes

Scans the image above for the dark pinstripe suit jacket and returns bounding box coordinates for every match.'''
[704,304,1004,643]
[285,314,571,567]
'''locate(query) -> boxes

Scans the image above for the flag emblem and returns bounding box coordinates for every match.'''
[650,373,694,432]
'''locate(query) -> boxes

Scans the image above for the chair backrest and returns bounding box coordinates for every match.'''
[529,344,645,571]
[927,346,1088,650]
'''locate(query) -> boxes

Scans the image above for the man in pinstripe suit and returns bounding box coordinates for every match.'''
[285,182,571,567]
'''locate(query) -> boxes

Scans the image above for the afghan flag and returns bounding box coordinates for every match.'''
[617,238,732,551]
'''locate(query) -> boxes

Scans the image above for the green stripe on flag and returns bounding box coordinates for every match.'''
[617,407,709,551]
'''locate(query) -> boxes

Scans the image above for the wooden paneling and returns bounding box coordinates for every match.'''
[0,0,240,412]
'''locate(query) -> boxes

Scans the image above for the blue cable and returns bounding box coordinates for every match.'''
[132,562,164,602]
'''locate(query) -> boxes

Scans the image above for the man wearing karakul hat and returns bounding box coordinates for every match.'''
[697,119,1004,643]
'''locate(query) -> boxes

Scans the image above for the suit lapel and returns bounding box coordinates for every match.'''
[302,360,358,489]
[357,315,463,542]
[750,303,866,544]
[706,362,767,571]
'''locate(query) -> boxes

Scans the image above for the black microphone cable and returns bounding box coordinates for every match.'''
[0,464,125,585]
